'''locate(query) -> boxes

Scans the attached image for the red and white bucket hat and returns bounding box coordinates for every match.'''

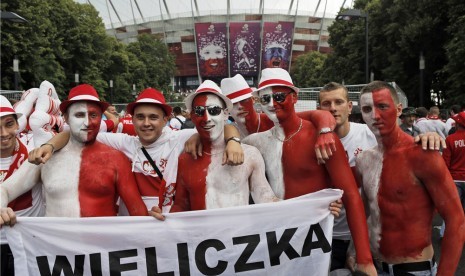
[0,95,22,118]
[59,84,110,113]
[220,74,253,104]
[185,80,233,112]
[126,87,172,116]
[252,68,299,97]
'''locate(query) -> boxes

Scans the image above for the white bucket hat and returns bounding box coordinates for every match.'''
[0,95,22,118]
[252,68,299,97]
[185,80,233,112]
[220,74,253,104]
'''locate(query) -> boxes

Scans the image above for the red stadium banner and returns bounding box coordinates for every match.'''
[261,22,295,71]
[229,22,261,77]
[195,23,228,78]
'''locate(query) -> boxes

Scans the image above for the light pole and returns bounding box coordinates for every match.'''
[109,80,114,103]
[419,52,425,106]
[13,56,19,90]
[75,73,80,86]
[336,9,369,84]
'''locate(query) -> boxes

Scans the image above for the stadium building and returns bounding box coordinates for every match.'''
[77,0,348,91]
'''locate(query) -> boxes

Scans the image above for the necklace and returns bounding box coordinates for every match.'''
[274,118,303,142]
[255,115,261,133]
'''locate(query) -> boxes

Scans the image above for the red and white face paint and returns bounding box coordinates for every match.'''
[66,102,102,144]
[230,97,254,125]
[360,89,400,137]
[259,87,279,124]
[191,94,227,142]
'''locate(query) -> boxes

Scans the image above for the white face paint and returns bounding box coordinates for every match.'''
[192,94,227,143]
[259,87,279,124]
[360,93,380,137]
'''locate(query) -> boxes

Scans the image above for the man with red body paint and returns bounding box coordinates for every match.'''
[170,80,280,211]
[354,81,465,275]
[0,84,149,225]
[242,68,376,275]
[220,74,337,163]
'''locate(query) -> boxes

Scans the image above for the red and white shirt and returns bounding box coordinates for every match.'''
[97,127,196,213]
[1,139,44,244]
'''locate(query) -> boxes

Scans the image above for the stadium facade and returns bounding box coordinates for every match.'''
[78,0,343,91]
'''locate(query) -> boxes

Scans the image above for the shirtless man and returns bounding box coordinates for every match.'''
[243,68,376,275]
[220,74,337,163]
[1,84,148,223]
[28,87,243,213]
[170,80,279,211]
[355,81,465,275]
[318,82,444,273]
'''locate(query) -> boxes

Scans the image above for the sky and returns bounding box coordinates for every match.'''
[76,0,354,29]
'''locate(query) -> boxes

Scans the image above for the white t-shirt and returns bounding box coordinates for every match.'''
[169,115,186,130]
[96,127,196,214]
[333,122,378,240]
[445,117,455,134]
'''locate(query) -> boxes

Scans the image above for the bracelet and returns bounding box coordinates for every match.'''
[40,143,55,153]
[319,127,333,134]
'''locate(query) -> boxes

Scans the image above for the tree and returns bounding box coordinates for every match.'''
[126,34,176,93]
[291,51,327,87]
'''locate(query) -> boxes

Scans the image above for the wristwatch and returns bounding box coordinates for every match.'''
[226,137,241,144]
[319,127,332,134]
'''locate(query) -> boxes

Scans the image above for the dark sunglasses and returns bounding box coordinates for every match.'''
[194,105,224,117]
[259,92,293,105]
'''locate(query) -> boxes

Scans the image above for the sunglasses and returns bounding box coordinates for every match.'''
[259,92,293,105]
[193,105,224,117]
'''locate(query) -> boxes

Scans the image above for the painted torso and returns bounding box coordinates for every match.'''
[41,140,147,217]
[358,133,434,260]
[245,120,328,199]
[174,144,277,211]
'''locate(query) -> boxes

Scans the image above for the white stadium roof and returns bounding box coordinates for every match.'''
[75,0,352,29]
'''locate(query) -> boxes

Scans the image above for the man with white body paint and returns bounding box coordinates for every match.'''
[220,74,337,164]
[151,81,341,219]
[242,68,376,276]
[318,82,444,273]
[353,81,464,275]
[169,80,280,211]
[28,88,244,214]
[0,84,149,225]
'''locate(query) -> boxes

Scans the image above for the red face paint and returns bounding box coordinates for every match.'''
[361,89,398,137]
[191,94,226,142]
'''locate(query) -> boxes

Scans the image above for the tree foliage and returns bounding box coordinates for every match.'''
[291,0,464,107]
[291,51,327,87]
[1,0,176,104]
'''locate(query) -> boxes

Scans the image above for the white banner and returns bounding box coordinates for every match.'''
[5,189,342,276]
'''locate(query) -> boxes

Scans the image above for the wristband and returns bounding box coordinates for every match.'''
[319,127,332,134]
[40,143,55,153]
[226,137,241,144]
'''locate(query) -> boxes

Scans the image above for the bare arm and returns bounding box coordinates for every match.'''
[248,148,280,204]
[115,153,148,216]
[184,125,244,165]
[0,162,41,226]
[28,131,70,164]
[223,124,244,165]
[416,151,465,275]
[324,135,375,274]
[298,110,337,164]
[104,111,119,131]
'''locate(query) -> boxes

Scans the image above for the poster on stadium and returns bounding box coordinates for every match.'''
[195,22,228,78]
[261,21,295,71]
[5,189,342,276]
[229,21,261,76]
